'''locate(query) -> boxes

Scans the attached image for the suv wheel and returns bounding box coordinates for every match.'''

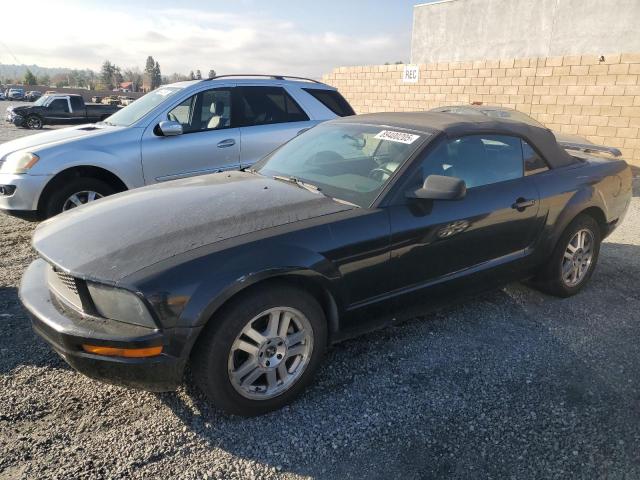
[192,284,327,416]
[26,115,43,129]
[43,177,115,218]
[533,214,601,297]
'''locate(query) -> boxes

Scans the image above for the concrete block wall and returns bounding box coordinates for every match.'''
[322,53,640,165]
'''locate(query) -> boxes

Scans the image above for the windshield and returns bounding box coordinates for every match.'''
[256,123,429,207]
[33,96,49,106]
[105,87,182,126]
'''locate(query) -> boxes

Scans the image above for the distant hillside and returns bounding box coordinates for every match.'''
[0,64,78,80]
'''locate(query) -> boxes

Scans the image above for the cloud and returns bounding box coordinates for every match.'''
[0,3,407,78]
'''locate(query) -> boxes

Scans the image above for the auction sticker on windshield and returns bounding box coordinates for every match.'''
[375,130,420,144]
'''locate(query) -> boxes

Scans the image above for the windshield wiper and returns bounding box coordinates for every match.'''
[272,175,322,194]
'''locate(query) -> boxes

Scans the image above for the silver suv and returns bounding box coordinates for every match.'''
[0,75,354,218]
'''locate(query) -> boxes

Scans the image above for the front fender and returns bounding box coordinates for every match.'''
[130,238,343,332]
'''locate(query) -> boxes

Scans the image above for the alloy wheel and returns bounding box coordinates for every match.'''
[27,116,42,129]
[561,228,594,287]
[228,307,314,400]
[62,191,104,211]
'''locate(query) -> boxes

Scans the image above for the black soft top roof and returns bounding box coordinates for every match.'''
[332,111,576,168]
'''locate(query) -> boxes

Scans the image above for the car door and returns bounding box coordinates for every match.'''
[69,96,87,124]
[47,98,72,123]
[387,134,543,307]
[235,86,314,168]
[140,86,240,184]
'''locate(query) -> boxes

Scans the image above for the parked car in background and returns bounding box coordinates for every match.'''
[5,94,120,130]
[44,91,57,95]
[101,96,120,106]
[91,96,103,103]
[8,88,25,101]
[0,91,5,101]
[25,91,43,102]
[429,104,595,146]
[0,75,354,218]
[118,96,136,106]
[19,112,632,416]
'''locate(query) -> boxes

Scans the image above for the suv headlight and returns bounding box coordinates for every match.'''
[1,151,40,174]
[87,282,157,328]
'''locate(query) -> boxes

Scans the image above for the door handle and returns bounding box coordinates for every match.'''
[512,198,536,211]
[217,139,236,148]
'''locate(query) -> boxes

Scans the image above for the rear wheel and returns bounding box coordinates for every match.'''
[532,214,601,297]
[192,284,327,416]
[43,177,115,218]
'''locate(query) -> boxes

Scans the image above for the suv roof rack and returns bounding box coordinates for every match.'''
[558,141,622,157]
[208,74,322,84]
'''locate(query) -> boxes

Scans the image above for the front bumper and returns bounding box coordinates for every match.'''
[5,110,24,126]
[19,259,188,391]
[0,172,51,212]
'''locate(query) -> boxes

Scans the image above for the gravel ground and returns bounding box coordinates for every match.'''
[1,119,640,479]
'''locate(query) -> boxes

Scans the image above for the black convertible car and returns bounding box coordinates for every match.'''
[20,112,632,416]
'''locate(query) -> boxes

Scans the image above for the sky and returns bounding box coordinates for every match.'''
[0,0,434,78]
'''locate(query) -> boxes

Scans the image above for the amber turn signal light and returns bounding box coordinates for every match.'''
[81,344,163,358]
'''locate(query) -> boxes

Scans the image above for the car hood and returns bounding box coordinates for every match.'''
[33,171,355,283]
[0,123,120,159]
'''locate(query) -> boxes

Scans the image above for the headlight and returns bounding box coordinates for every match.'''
[1,151,40,174]
[87,282,157,328]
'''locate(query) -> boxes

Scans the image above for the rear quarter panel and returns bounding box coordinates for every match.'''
[531,156,631,258]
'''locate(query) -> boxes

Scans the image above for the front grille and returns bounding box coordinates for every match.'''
[56,271,79,295]
[47,265,83,311]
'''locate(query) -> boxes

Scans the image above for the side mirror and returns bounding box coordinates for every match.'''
[157,120,183,137]
[408,174,466,200]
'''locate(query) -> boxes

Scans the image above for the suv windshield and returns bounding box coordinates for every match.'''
[105,86,182,126]
[256,123,429,207]
[33,96,49,106]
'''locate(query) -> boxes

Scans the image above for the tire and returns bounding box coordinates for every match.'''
[191,283,328,416]
[532,213,601,297]
[25,115,43,130]
[43,177,116,218]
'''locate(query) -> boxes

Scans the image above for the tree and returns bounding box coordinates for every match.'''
[208,69,216,79]
[100,60,117,90]
[189,70,195,80]
[195,69,202,80]
[24,69,37,85]
[144,56,157,90]
[40,74,51,86]
[153,61,161,89]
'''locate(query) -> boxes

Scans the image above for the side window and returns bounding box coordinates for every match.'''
[50,99,70,113]
[70,96,83,111]
[302,88,355,116]
[522,140,549,175]
[237,86,309,127]
[166,88,232,133]
[417,135,524,189]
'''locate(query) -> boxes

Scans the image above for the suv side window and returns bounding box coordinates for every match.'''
[302,88,355,117]
[236,86,309,127]
[417,134,523,189]
[49,99,70,113]
[522,140,549,175]
[166,88,232,134]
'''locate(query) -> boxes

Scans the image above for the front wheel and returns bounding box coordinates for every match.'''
[533,214,601,297]
[43,177,115,218]
[25,115,43,129]
[192,284,327,416]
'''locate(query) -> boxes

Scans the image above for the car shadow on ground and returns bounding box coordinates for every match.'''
[155,240,640,479]
[0,286,68,374]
